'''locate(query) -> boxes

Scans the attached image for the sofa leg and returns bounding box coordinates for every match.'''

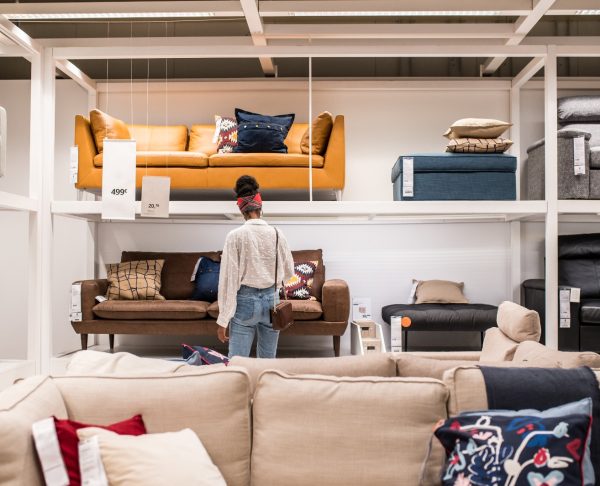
[81,334,88,350]
[109,334,115,352]
[333,335,341,357]
[402,330,408,352]
[334,189,343,201]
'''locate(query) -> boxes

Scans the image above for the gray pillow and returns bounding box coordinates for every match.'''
[558,96,600,123]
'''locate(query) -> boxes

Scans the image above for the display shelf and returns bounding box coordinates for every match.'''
[0,190,39,212]
[51,200,547,222]
[0,360,35,391]
[558,200,600,223]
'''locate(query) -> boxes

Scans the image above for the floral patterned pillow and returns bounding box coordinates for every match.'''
[434,411,592,486]
[284,261,319,300]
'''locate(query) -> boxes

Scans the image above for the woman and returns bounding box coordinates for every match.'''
[216,175,295,358]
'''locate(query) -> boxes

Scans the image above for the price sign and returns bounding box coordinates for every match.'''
[101,139,136,220]
[141,176,170,218]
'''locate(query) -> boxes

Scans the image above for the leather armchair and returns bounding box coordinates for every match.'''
[522,233,600,351]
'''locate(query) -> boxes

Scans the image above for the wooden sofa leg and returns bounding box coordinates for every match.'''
[81,334,88,350]
[333,335,341,357]
[109,334,115,352]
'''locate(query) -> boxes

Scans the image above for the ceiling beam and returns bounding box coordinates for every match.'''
[0,15,41,55]
[55,59,96,93]
[239,0,275,76]
[511,56,545,89]
[0,44,29,57]
[483,0,556,75]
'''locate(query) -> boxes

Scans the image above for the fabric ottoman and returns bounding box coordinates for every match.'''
[391,153,516,201]
[381,303,498,351]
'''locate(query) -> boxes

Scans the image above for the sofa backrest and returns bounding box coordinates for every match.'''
[121,251,221,300]
[127,124,188,152]
[558,233,600,298]
[54,367,252,486]
[188,125,218,155]
[291,249,325,299]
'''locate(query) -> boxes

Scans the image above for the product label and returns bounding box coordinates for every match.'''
[574,136,586,176]
[79,436,108,486]
[390,315,403,352]
[101,139,136,221]
[559,289,571,319]
[402,157,414,198]
[69,146,79,184]
[141,176,170,218]
[70,283,82,322]
[560,318,571,329]
[32,418,69,486]
[570,287,581,303]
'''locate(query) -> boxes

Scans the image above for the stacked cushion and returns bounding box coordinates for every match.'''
[444,118,513,153]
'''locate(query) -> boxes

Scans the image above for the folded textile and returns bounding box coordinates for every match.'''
[479,366,600,478]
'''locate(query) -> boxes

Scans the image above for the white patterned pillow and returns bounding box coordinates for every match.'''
[446,137,513,154]
[284,261,319,300]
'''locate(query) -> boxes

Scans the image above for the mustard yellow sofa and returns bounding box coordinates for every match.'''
[74,115,345,193]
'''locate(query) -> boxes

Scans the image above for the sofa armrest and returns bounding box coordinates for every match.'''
[74,115,99,189]
[73,279,108,321]
[322,115,345,190]
[527,129,592,153]
[321,279,350,323]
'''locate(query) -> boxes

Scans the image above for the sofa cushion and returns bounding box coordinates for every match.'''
[89,109,131,152]
[207,301,219,319]
[121,252,221,300]
[415,279,468,304]
[0,376,68,486]
[496,300,541,342]
[394,354,478,379]
[230,354,396,394]
[93,300,209,320]
[290,299,322,320]
[251,371,448,485]
[188,125,218,155]
[301,112,334,155]
[480,327,519,361]
[283,123,306,154]
[94,151,208,168]
[514,340,600,368]
[558,95,600,123]
[53,368,252,486]
[208,153,324,168]
[581,299,600,324]
[128,125,188,152]
[291,249,324,299]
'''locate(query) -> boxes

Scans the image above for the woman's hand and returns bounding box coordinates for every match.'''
[217,326,229,343]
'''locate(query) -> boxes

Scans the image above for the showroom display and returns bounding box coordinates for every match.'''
[391,153,517,201]
[72,249,350,356]
[73,110,345,193]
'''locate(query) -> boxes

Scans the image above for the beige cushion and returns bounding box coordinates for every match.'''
[394,354,477,379]
[188,124,218,155]
[514,340,600,368]
[415,279,468,304]
[444,366,489,415]
[89,109,131,152]
[128,124,188,152]
[251,371,447,485]
[446,137,513,154]
[497,301,541,342]
[106,260,165,301]
[208,153,324,168]
[77,427,226,486]
[207,301,219,319]
[93,300,209,320]
[480,327,519,362]
[54,368,251,486]
[0,376,68,486]
[408,351,481,361]
[301,111,334,155]
[230,354,397,394]
[290,299,323,320]
[444,118,512,139]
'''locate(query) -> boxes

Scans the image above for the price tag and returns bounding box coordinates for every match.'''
[570,287,581,303]
[402,157,414,198]
[407,280,418,304]
[559,289,571,319]
[69,146,79,184]
[141,176,170,218]
[560,319,571,329]
[101,139,136,220]
[79,436,108,486]
[574,136,586,176]
[390,316,403,353]
[32,418,69,486]
[70,283,82,322]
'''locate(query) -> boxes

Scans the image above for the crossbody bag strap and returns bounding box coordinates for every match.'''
[274,227,279,289]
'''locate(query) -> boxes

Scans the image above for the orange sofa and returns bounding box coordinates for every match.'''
[74,115,345,194]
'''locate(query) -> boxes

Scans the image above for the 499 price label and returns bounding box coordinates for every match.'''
[110,188,128,196]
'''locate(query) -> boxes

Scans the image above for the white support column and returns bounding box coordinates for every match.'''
[544,45,559,350]
[308,56,313,202]
[509,85,522,303]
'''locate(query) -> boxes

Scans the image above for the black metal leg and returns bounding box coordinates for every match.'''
[402,330,408,352]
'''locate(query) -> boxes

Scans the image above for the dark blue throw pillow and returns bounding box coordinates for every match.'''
[191,257,220,302]
[234,108,295,153]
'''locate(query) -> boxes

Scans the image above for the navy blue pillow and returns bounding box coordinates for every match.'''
[191,257,220,302]
[234,108,295,153]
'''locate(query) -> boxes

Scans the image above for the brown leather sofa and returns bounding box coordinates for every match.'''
[72,250,350,356]
[74,115,345,193]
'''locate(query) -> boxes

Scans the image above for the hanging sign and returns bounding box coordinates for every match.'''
[141,175,170,218]
[101,139,136,220]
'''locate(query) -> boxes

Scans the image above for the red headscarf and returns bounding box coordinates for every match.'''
[237,193,263,213]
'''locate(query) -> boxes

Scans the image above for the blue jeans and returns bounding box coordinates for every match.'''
[228,285,279,359]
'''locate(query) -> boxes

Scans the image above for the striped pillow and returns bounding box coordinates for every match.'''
[106,260,165,300]
[446,137,513,154]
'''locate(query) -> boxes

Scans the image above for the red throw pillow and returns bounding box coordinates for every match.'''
[54,414,146,486]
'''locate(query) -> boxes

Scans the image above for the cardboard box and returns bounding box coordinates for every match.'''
[350,320,386,355]
[361,338,381,354]
[356,320,377,339]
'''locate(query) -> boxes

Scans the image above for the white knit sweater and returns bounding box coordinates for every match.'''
[217,219,295,328]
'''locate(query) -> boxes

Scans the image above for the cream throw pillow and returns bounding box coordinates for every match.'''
[480,327,519,362]
[513,340,600,368]
[415,280,468,304]
[77,427,226,486]
[444,118,512,139]
[496,301,541,342]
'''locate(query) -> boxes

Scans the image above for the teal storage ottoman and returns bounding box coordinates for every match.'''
[391,153,517,201]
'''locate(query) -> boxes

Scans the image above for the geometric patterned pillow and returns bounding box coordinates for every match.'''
[284,261,319,300]
[446,137,513,154]
[106,260,165,300]
[214,115,237,154]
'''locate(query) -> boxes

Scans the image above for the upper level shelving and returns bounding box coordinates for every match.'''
[0,191,39,212]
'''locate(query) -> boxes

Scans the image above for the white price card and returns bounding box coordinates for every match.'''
[559,289,571,319]
[101,139,136,221]
[79,436,108,486]
[390,316,403,353]
[70,283,82,322]
[141,175,170,218]
[570,287,581,303]
[402,157,414,198]
[574,136,586,176]
[560,318,571,329]
[69,146,79,184]
[32,418,69,486]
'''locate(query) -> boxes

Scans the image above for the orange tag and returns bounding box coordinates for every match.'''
[401,316,412,328]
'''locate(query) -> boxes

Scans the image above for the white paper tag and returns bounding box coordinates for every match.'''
[32,418,69,486]
[402,157,414,198]
[559,289,571,319]
[560,318,571,329]
[141,176,170,218]
[190,257,203,282]
[574,136,586,176]
[390,315,403,353]
[70,283,82,321]
[101,139,136,221]
[212,116,221,144]
[79,436,108,486]
[95,295,107,303]
[570,287,581,303]
[69,146,79,184]
[408,280,418,304]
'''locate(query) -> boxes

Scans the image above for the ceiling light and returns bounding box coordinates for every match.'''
[575,9,600,15]
[5,12,216,20]
[288,10,502,17]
